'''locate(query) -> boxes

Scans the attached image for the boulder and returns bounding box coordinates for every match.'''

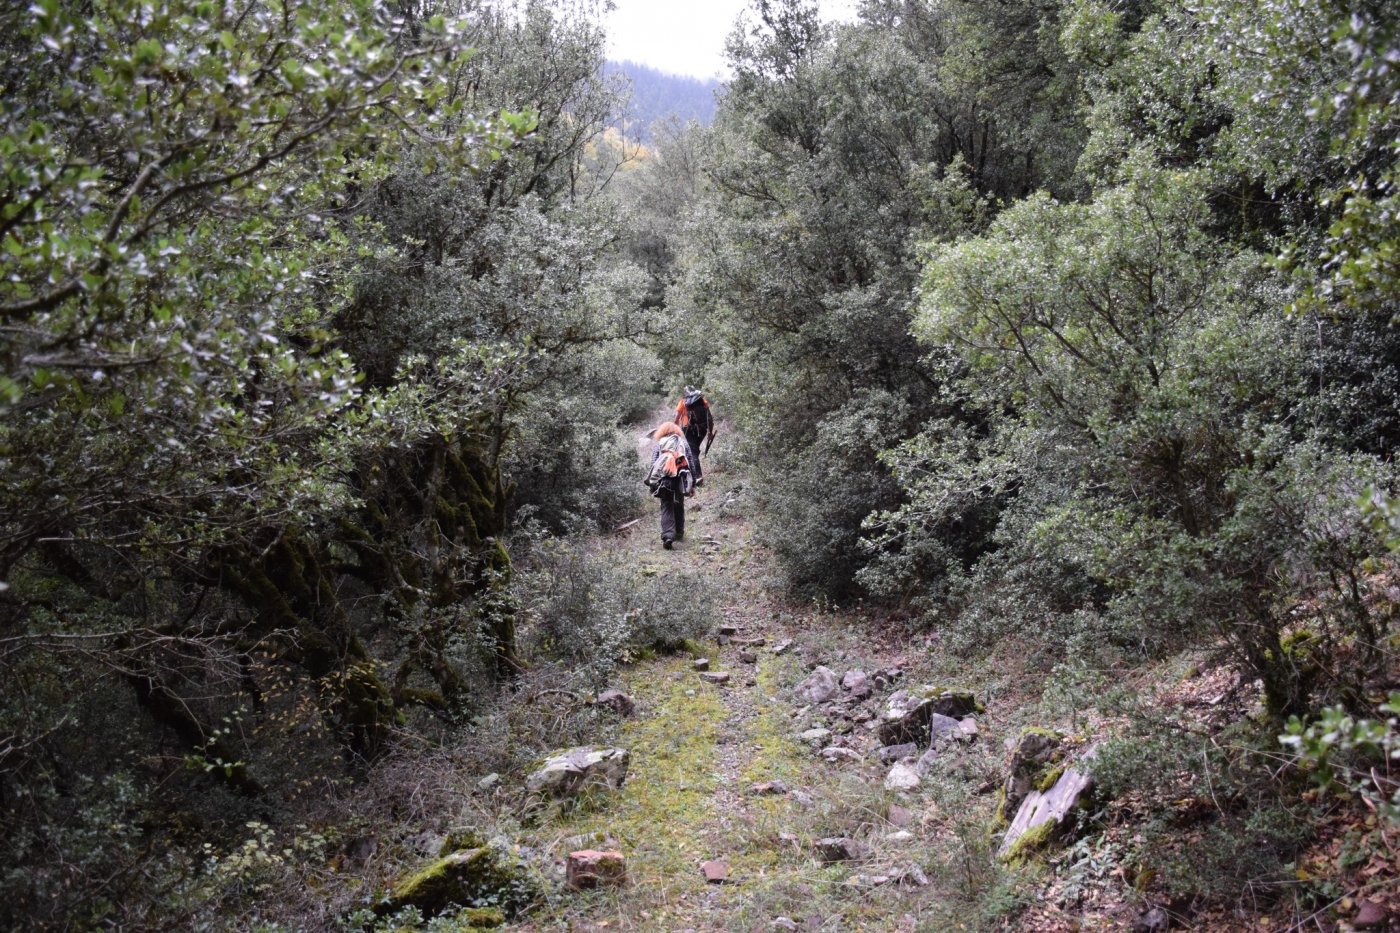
[884,761,922,792]
[841,669,871,698]
[877,687,981,746]
[594,690,635,717]
[814,837,864,863]
[739,648,758,664]
[915,748,941,775]
[798,727,832,746]
[566,850,626,890]
[693,658,710,671]
[998,757,1095,862]
[699,671,731,685]
[526,746,629,798]
[798,666,840,704]
[379,843,539,919]
[957,717,978,740]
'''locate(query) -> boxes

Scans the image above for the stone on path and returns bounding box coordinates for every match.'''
[841,669,871,699]
[692,658,710,671]
[772,639,794,655]
[884,761,922,792]
[566,850,626,890]
[739,648,758,664]
[798,727,832,745]
[699,671,731,685]
[701,859,730,883]
[594,689,635,717]
[886,830,914,843]
[798,666,840,704]
[820,746,863,763]
[877,743,918,763]
[526,747,629,798]
[814,837,865,863]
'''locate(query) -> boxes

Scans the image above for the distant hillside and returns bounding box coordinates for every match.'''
[605,60,721,142]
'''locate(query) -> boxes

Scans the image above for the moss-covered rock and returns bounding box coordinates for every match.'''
[1000,728,1065,818]
[378,844,541,919]
[997,748,1098,864]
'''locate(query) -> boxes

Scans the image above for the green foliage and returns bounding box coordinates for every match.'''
[1281,692,1400,825]
[515,541,717,687]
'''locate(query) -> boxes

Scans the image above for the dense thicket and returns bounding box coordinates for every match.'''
[0,0,661,924]
[683,0,1398,710]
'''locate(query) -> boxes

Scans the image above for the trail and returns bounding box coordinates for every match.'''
[516,423,958,933]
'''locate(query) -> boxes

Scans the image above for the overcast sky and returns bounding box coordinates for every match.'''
[604,0,859,80]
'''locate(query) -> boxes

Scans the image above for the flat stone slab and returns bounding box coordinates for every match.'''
[699,671,731,684]
[701,859,730,883]
[692,658,710,671]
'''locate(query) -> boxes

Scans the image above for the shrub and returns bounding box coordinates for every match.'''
[515,540,715,687]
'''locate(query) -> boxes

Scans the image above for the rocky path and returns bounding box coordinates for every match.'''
[513,433,995,932]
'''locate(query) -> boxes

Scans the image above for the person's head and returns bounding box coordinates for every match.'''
[653,422,684,440]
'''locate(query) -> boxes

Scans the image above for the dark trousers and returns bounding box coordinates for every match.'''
[659,487,685,542]
[685,432,704,482]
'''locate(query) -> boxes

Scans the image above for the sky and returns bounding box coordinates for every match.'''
[604,0,860,80]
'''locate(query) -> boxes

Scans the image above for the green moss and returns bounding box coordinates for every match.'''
[991,785,1010,831]
[380,845,540,919]
[1035,764,1067,793]
[438,829,489,858]
[1000,818,1060,865]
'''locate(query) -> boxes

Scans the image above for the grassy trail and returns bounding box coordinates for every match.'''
[516,435,946,933]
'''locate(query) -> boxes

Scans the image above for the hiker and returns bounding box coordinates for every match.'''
[673,386,716,485]
[644,422,695,549]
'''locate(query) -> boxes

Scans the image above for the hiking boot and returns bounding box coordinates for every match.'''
[662,538,673,550]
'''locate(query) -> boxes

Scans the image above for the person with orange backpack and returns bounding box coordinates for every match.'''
[644,422,696,549]
[673,386,716,486]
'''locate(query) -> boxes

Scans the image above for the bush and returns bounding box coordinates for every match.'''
[515,540,715,687]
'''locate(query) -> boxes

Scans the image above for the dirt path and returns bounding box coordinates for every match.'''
[515,431,970,932]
